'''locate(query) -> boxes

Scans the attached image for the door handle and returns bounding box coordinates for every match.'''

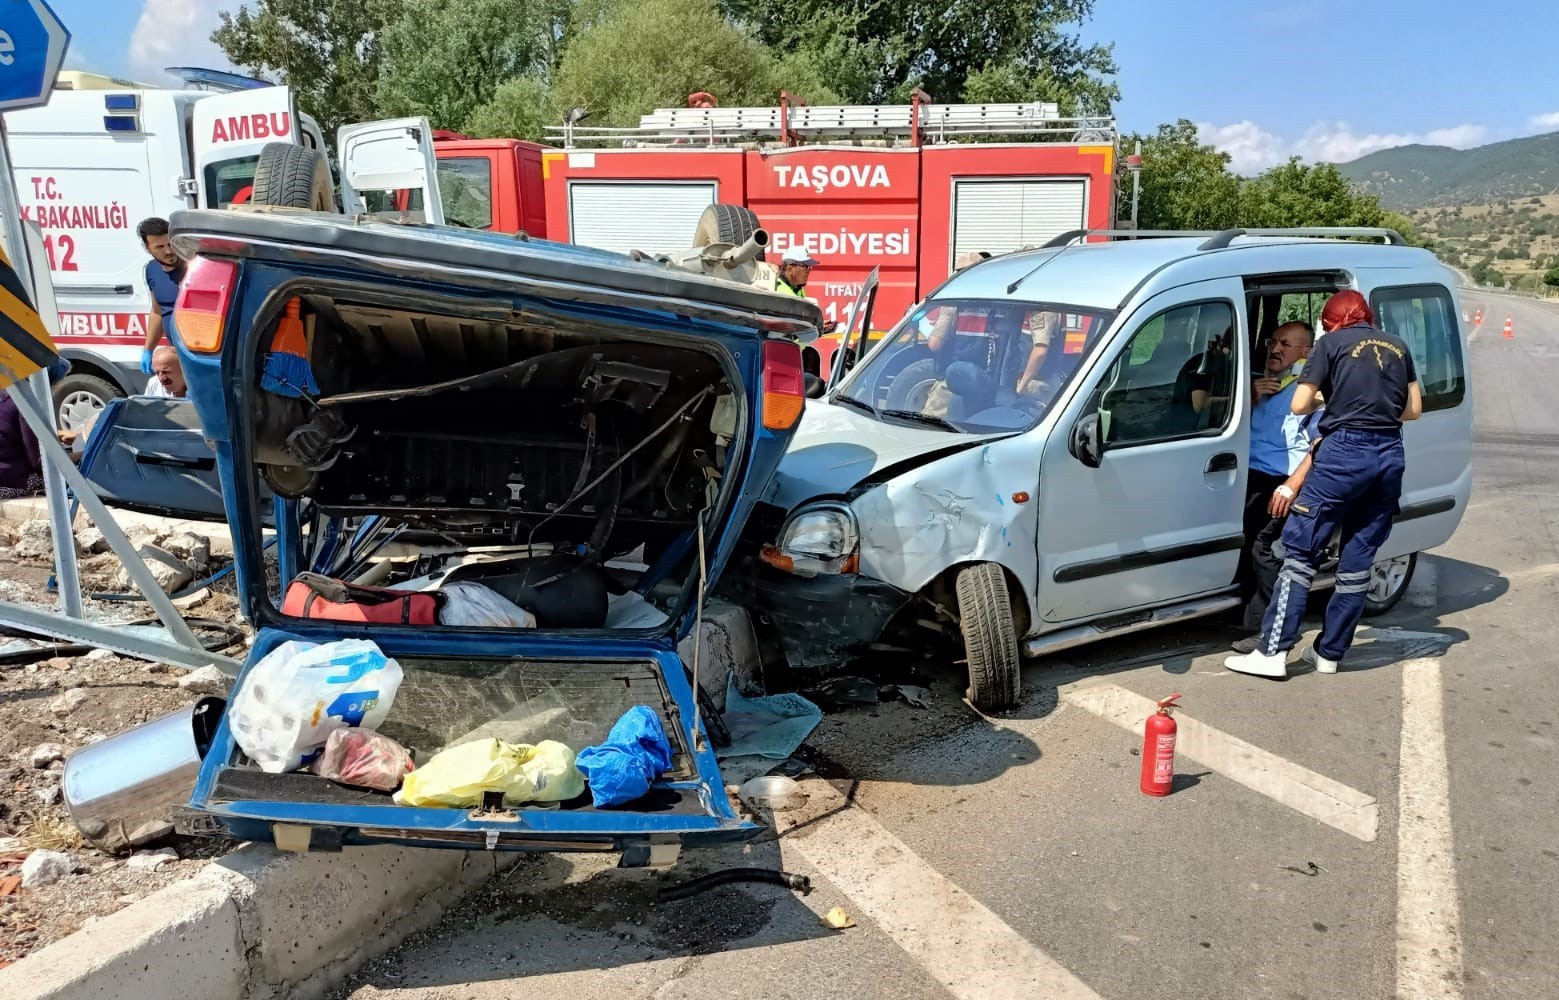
[1205,452,1238,473]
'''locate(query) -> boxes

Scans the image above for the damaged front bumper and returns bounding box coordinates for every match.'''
[747,566,910,670]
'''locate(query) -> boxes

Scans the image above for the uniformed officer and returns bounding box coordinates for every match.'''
[137,217,186,375]
[774,245,818,297]
[1226,289,1423,679]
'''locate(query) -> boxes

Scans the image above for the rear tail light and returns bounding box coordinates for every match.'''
[173,256,238,354]
[761,339,805,430]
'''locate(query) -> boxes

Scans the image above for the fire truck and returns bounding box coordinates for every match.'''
[436,95,1118,346]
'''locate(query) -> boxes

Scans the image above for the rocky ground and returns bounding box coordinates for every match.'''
[0,516,250,969]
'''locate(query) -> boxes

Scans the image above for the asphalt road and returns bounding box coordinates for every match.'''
[329,290,1559,1000]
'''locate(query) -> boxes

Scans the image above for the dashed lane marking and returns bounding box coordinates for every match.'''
[1396,657,1464,999]
[1061,683,1380,841]
[779,778,1103,1000]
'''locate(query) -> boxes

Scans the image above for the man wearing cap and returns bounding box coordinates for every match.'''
[774,245,819,298]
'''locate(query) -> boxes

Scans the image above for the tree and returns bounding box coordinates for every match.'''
[548,0,818,130]
[721,0,1118,110]
[1496,247,1518,260]
[213,0,405,140]
[1237,159,1388,229]
[375,0,563,131]
[1544,264,1559,288]
[464,75,553,141]
[1117,120,1241,230]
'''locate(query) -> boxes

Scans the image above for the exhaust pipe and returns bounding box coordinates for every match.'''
[716,229,769,269]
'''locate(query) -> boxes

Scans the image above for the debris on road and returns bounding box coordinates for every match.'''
[656,867,812,902]
[881,683,933,709]
[125,848,179,871]
[822,905,856,930]
[19,851,74,889]
[175,664,229,696]
[28,745,64,770]
[804,675,880,712]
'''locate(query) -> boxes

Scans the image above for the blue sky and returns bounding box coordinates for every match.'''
[55,0,1559,173]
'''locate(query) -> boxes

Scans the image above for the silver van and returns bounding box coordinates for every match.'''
[729,228,1471,710]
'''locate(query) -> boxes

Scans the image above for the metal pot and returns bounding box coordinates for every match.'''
[63,696,225,850]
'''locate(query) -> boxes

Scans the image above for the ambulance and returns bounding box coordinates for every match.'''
[1,69,440,430]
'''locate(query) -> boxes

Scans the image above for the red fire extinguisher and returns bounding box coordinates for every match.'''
[1140,693,1183,797]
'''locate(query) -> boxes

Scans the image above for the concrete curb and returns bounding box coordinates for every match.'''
[0,842,514,1000]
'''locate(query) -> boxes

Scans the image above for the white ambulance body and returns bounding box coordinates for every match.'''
[1,70,327,427]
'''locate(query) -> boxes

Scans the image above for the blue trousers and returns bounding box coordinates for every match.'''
[1259,428,1405,659]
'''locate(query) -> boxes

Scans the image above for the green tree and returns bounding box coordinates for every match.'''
[721,0,1118,110]
[213,0,405,139]
[1117,120,1241,230]
[463,76,554,141]
[1496,247,1518,260]
[375,0,563,131]
[1237,159,1388,229]
[1544,264,1559,288]
[548,0,819,129]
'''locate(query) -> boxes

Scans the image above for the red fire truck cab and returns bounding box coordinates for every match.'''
[432,96,1117,338]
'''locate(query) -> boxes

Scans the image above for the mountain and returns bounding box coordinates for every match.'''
[1337,131,1559,210]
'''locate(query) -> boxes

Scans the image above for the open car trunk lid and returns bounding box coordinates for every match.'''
[166,208,821,860]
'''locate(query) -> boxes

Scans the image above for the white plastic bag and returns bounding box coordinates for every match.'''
[228,639,404,773]
[437,581,536,628]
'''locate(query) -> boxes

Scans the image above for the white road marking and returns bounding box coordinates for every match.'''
[779,778,1102,1000]
[1396,658,1464,1000]
[1061,683,1379,841]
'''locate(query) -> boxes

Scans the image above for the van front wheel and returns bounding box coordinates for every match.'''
[956,562,1021,712]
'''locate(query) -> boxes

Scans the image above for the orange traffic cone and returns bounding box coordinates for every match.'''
[1502,314,1514,340]
[1474,308,1483,326]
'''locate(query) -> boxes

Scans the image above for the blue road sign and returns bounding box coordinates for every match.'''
[0,0,70,112]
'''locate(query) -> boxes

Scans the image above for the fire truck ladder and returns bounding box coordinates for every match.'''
[548,95,1116,148]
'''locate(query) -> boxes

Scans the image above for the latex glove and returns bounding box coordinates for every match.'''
[140,348,154,375]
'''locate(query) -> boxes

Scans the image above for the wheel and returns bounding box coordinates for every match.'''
[1362,552,1416,616]
[883,356,938,412]
[693,203,763,258]
[250,142,334,212]
[52,373,121,431]
[956,562,1021,712]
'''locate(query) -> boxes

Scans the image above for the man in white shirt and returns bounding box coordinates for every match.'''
[142,345,187,398]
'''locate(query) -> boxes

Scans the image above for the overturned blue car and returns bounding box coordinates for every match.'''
[145,205,817,865]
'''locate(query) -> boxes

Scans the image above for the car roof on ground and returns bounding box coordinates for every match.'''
[938,236,1443,312]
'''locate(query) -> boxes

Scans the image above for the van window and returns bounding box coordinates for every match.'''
[1098,300,1237,446]
[1370,285,1466,412]
[438,156,494,230]
[204,156,259,209]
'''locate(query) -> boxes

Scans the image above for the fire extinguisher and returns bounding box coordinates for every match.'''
[1140,693,1183,797]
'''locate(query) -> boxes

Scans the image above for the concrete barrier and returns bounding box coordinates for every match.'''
[0,842,513,1000]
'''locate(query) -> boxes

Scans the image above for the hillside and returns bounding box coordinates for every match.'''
[1337,131,1559,210]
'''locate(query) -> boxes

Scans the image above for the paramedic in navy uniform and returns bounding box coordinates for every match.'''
[137,217,186,376]
[1225,289,1422,680]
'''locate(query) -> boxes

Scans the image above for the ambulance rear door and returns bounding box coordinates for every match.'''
[337,117,445,225]
[190,87,301,210]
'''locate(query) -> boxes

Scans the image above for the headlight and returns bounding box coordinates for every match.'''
[763,503,859,577]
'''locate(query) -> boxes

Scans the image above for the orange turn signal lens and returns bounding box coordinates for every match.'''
[1011,491,1031,504]
[759,544,794,573]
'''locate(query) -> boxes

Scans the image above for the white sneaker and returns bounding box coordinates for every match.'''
[1302,646,1339,674]
[1224,649,1289,679]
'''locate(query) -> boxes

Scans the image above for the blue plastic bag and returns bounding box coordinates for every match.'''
[576,706,673,808]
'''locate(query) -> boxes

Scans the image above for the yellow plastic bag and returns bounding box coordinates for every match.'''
[392,738,585,808]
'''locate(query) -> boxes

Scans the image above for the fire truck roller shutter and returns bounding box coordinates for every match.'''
[251,143,335,213]
[951,179,1087,261]
[693,203,764,261]
[569,182,717,255]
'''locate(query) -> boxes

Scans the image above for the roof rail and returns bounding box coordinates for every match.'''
[1039,228,1224,249]
[1198,227,1406,250]
[1035,227,1408,251]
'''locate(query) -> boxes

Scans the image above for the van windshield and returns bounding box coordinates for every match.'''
[834,298,1115,434]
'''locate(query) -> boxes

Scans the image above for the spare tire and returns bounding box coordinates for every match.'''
[250,142,334,212]
[693,203,763,259]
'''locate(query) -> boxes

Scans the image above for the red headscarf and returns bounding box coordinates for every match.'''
[1320,290,1374,331]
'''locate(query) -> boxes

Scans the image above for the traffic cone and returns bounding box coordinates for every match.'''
[1502,314,1514,340]
[1474,307,1483,326]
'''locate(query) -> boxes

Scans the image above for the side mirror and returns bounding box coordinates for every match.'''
[1070,412,1102,468]
[803,373,827,399]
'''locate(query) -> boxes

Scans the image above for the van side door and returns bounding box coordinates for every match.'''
[1364,278,1472,558]
[1035,279,1252,624]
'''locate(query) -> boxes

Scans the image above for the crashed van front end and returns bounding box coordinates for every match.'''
[164,208,820,863]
